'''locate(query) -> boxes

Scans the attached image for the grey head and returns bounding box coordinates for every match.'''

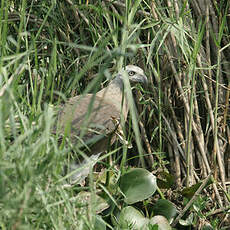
[124,65,148,85]
[111,65,148,90]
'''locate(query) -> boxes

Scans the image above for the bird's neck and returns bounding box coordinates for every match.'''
[109,74,124,91]
[97,75,128,118]
[97,75,124,98]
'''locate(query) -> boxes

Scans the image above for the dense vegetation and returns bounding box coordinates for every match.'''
[0,0,229,229]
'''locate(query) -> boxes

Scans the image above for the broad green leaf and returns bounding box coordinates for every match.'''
[152,199,177,222]
[118,206,148,229]
[149,215,172,230]
[119,168,157,204]
[118,207,172,230]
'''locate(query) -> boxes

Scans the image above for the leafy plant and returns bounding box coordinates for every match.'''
[0,0,230,229]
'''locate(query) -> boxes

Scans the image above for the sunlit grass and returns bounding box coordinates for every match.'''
[0,0,229,229]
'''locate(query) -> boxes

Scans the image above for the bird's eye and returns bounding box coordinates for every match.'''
[128,71,135,76]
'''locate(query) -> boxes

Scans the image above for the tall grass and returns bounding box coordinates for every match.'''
[0,0,229,229]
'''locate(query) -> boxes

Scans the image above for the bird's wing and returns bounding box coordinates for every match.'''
[57,94,121,144]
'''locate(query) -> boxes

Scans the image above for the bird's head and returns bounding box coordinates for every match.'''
[122,65,148,86]
[111,65,148,90]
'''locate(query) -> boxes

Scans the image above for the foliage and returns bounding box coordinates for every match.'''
[0,0,230,229]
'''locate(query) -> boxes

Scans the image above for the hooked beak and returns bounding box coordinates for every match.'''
[130,74,148,86]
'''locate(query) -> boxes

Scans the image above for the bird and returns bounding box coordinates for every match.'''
[57,65,147,183]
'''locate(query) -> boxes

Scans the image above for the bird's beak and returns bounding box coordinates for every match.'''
[130,74,148,86]
[141,75,148,86]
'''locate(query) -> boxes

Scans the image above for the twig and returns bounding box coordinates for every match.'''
[206,205,230,216]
